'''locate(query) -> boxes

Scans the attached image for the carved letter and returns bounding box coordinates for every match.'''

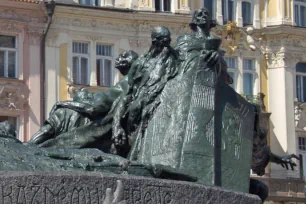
[17,186,26,204]
[71,187,86,204]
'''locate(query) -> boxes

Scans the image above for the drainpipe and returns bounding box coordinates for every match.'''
[40,0,55,124]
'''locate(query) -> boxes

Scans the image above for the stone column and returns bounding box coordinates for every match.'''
[267,47,301,178]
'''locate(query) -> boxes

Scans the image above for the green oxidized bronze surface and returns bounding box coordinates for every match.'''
[0,8,299,201]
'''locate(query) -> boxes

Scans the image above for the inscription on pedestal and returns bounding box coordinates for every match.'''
[0,172,261,204]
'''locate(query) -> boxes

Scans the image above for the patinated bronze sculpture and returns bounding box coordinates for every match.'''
[0,8,299,203]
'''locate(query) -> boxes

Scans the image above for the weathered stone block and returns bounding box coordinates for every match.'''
[0,172,261,204]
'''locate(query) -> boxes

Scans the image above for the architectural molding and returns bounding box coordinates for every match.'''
[0,8,45,23]
[28,29,43,45]
[0,80,28,112]
[0,20,24,33]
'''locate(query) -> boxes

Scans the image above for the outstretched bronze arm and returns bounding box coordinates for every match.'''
[269,153,299,171]
[252,127,300,176]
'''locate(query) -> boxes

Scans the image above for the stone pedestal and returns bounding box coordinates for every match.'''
[0,172,261,203]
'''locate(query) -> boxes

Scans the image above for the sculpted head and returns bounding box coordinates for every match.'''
[189,8,215,32]
[115,50,139,76]
[0,121,16,138]
[150,26,171,53]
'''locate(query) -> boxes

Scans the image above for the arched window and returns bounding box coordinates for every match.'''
[242,1,253,26]
[222,0,235,24]
[296,62,306,102]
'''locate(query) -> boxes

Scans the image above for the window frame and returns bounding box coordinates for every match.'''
[72,41,90,86]
[298,137,306,151]
[296,63,306,102]
[242,58,256,96]
[96,43,114,87]
[0,35,18,79]
[224,56,237,90]
[204,0,216,20]
[294,0,306,27]
[222,0,236,24]
[155,0,172,12]
[241,0,254,26]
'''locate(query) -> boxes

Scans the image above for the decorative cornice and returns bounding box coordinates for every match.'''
[266,47,303,69]
[28,29,43,45]
[0,8,46,23]
[0,21,23,33]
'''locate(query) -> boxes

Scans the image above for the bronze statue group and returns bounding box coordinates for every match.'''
[0,8,299,202]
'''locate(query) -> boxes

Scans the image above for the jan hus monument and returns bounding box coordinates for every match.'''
[0,8,298,204]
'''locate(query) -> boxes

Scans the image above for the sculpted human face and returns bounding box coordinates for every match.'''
[194,8,210,28]
[150,26,172,55]
[115,51,131,76]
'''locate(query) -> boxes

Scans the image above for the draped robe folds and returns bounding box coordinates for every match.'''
[129,34,256,193]
[33,77,129,151]
[112,48,179,154]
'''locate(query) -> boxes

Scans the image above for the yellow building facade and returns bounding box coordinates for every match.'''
[43,0,305,203]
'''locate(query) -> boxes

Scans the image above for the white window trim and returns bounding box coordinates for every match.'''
[72,41,90,85]
[298,137,306,151]
[96,43,114,87]
[224,56,238,90]
[72,55,90,85]
[242,58,257,96]
[223,0,236,24]
[241,0,254,26]
[0,36,18,79]
[154,0,172,12]
[203,0,216,20]
[296,69,306,102]
[294,0,306,27]
[96,57,113,87]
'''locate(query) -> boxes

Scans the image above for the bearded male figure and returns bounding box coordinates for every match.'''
[110,26,179,156]
[29,50,138,150]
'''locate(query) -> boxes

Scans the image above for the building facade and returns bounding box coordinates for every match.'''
[0,0,301,203]
[0,0,46,141]
[43,0,306,202]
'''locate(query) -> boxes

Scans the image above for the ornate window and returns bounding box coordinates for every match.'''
[72,42,89,85]
[155,0,171,12]
[224,56,237,90]
[96,44,113,87]
[242,1,253,26]
[298,137,306,151]
[222,0,235,24]
[243,59,255,95]
[296,62,306,102]
[294,0,306,27]
[0,35,17,79]
[204,0,216,20]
